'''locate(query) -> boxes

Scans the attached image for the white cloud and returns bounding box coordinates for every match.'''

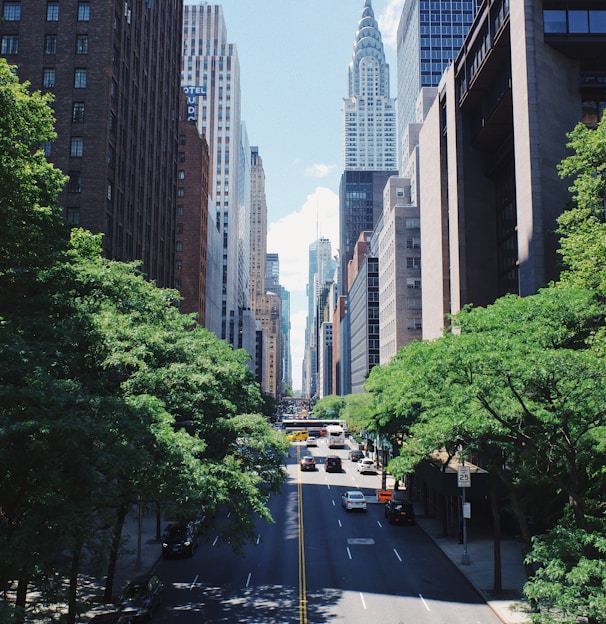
[304,163,337,178]
[267,186,339,392]
[267,186,339,294]
[377,0,405,51]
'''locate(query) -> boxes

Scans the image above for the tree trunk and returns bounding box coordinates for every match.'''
[490,470,502,595]
[67,541,82,624]
[14,576,28,624]
[495,465,535,579]
[104,504,128,602]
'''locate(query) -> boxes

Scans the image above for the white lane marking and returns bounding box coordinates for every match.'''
[338,519,342,528]
[393,548,402,562]
[419,594,430,611]
[360,593,367,609]
[377,520,383,528]
[256,534,261,545]
[190,575,198,590]
[332,499,336,506]
[212,536,218,546]
[346,547,352,560]
[246,572,252,587]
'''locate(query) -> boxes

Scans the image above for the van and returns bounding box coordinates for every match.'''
[325,455,342,473]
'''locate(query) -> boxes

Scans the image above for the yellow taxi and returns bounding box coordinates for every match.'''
[286,430,309,442]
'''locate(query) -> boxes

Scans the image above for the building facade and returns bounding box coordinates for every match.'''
[0,0,183,288]
[419,0,606,338]
[182,1,244,344]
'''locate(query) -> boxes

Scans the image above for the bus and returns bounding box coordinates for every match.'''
[325,424,346,449]
[280,418,346,434]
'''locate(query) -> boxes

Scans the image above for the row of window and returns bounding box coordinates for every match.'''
[3,1,90,21]
[544,9,606,34]
[1,33,88,56]
[40,67,88,89]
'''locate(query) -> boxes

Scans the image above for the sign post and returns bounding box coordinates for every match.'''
[458,464,471,565]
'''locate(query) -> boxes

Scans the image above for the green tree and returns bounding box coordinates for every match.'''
[311,395,344,419]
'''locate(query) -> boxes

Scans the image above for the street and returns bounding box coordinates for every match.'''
[152,439,503,623]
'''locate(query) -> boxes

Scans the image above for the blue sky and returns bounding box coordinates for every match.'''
[216,0,404,390]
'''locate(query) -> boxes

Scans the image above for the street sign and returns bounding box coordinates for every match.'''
[457,465,471,488]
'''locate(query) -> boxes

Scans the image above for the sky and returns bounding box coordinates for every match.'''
[215,0,404,391]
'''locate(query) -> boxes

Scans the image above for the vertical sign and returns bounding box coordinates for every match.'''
[183,86,206,122]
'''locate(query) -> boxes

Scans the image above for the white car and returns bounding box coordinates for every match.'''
[357,458,376,474]
[341,490,367,511]
[306,436,318,447]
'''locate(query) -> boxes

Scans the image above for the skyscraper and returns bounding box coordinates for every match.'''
[343,0,398,171]
[182,1,243,343]
[0,0,183,288]
[396,0,479,162]
[339,1,398,293]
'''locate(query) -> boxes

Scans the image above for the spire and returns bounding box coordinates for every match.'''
[348,0,389,98]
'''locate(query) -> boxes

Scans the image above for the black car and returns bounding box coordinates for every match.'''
[384,494,415,525]
[348,449,364,462]
[118,572,163,622]
[325,455,342,473]
[162,521,199,558]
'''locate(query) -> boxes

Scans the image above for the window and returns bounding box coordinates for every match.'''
[175,241,183,252]
[406,238,421,249]
[406,257,421,270]
[407,318,422,331]
[177,188,185,198]
[178,170,185,180]
[176,259,183,270]
[77,1,90,21]
[176,205,184,216]
[407,278,421,289]
[70,137,83,157]
[72,102,85,122]
[42,142,51,158]
[42,68,56,88]
[66,207,80,225]
[68,173,82,193]
[46,1,59,21]
[178,152,185,162]
[76,35,88,54]
[176,223,183,234]
[107,182,112,200]
[406,217,420,229]
[1,35,18,55]
[74,69,87,88]
[44,35,56,55]
[3,2,20,20]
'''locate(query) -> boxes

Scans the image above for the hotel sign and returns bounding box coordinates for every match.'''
[183,86,206,121]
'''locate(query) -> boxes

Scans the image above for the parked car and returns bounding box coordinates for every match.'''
[341,490,367,511]
[162,521,199,558]
[357,458,376,474]
[348,449,364,462]
[118,572,163,622]
[384,494,415,525]
[325,455,342,473]
[305,435,318,447]
[300,455,316,471]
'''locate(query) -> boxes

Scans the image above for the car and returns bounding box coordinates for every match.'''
[341,490,367,511]
[118,572,163,622]
[325,455,342,473]
[286,430,309,442]
[305,436,318,447]
[348,449,364,462]
[384,494,415,525]
[307,429,323,439]
[357,458,376,474]
[300,455,316,471]
[161,521,199,558]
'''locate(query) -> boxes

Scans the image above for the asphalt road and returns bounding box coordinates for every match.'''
[152,439,503,624]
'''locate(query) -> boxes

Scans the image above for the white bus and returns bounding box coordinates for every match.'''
[325,424,346,449]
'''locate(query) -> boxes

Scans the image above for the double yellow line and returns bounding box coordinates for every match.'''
[297,445,308,624]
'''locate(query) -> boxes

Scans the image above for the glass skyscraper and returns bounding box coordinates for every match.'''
[397,0,479,139]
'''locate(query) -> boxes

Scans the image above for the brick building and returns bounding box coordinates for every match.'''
[0,0,183,287]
